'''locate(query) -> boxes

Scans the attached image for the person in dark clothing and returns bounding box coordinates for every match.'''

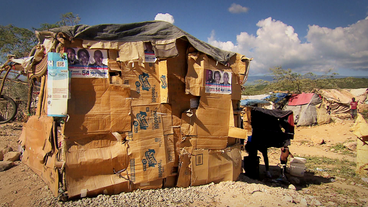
[280,145,293,177]
[245,140,271,178]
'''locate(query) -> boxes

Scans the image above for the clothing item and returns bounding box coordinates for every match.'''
[250,107,294,148]
[351,109,357,116]
[350,101,358,110]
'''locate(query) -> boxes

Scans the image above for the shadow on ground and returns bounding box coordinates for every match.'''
[238,164,333,191]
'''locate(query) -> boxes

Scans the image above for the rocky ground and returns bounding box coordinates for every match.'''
[0,118,368,207]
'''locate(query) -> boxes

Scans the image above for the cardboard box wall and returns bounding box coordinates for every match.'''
[21,38,250,198]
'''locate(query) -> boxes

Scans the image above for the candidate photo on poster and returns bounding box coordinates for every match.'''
[89,50,107,67]
[77,48,90,66]
[221,72,230,85]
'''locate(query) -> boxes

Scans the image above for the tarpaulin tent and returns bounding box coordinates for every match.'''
[18,21,251,199]
[316,89,368,117]
[316,89,353,114]
[284,93,330,126]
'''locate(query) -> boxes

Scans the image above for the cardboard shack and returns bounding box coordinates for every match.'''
[18,21,251,198]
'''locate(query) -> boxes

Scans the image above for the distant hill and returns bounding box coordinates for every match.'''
[245,76,368,85]
[242,76,368,95]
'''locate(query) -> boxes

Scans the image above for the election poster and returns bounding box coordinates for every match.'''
[65,48,108,78]
[205,69,232,94]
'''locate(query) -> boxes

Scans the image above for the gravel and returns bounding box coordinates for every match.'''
[59,175,322,207]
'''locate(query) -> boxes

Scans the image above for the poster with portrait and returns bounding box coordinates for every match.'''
[65,47,109,78]
[144,42,156,63]
[205,69,232,94]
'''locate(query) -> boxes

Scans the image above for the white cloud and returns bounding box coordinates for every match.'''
[208,17,368,75]
[154,13,175,24]
[208,30,237,52]
[228,3,249,14]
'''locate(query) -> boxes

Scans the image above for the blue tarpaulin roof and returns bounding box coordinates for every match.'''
[264,93,289,103]
[240,99,270,106]
[241,93,289,106]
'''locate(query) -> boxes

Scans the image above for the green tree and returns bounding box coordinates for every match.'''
[1,12,81,62]
[270,66,304,93]
[242,67,340,95]
[58,12,81,26]
[0,25,37,61]
[34,12,81,31]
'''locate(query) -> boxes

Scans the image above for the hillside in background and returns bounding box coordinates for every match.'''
[242,76,368,95]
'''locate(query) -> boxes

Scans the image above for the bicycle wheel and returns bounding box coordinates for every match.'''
[0,95,17,124]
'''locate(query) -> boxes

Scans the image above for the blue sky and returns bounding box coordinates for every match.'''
[1,0,368,76]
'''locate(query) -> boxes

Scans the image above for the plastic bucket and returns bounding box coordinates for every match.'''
[290,157,306,177]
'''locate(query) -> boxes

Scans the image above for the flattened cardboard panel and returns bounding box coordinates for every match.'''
[109,85,132,132]
[131,104,163,140]
[118,41,145,62]
[230,53,250,77]
[65,134,130,198]
[108,50,121,71]
[67,174,131,198]
[190,145,241,186]
[185,53,249,100]
[173,127,181,167]
[228,101,247,139]
[176,149,191,187]
[228,127,247,139]
[180,109,197,136]
[190,136,227,150]
[207,151,233,183]
[165,134,176,174]
[82,40,120,49]
[65,79,131,136]
[190,149,209,186]
[166,39,192,126]
[186,53,205,96]
[160,104,173,135]
[21,115,59,196]
[158,60,169,103]
[196,94,231,137]
[134,179,163,190]
[124,64,161,106]
[231,74,242,100]
[65,143,129,178]
[242,107,252,133]
[226,144,242,179]
[128,136,167,184]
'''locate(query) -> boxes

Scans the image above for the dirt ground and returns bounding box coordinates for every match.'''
[0,118,368,206]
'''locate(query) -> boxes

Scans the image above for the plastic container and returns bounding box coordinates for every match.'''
[291,157,306,164]
[290,157,306,177]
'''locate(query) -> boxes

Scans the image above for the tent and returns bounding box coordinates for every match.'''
[284,93,330,126]
[18,21,252,198]
[316,89,353,114]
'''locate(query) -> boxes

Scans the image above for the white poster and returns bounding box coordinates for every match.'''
[65,48,109,78]
[205,69,232,94]
[47,52,69,117]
